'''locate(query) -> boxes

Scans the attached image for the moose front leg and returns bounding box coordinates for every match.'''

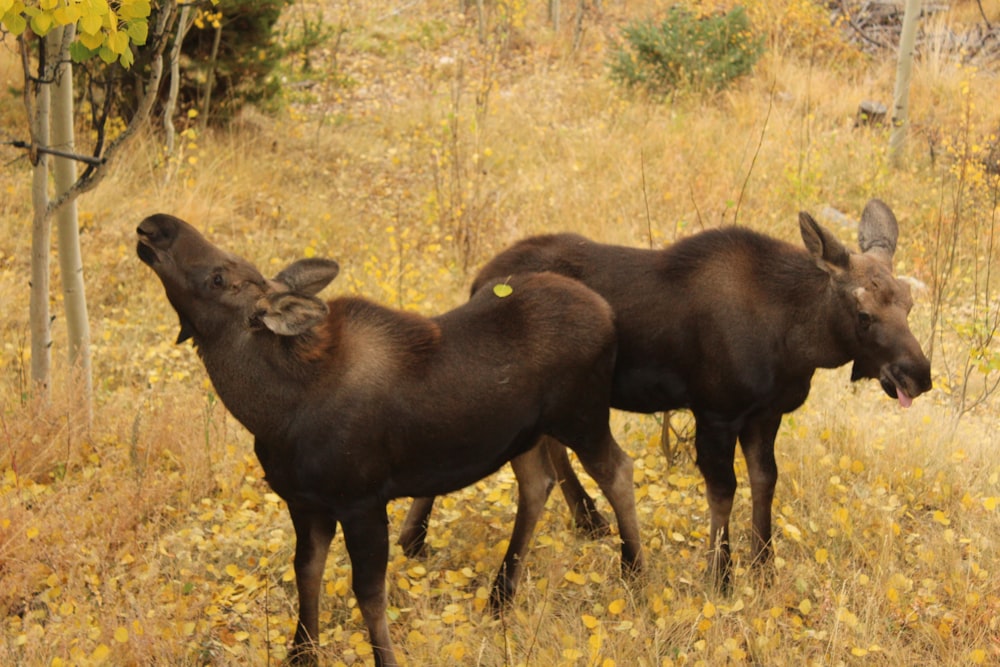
[341,507,397,667]
[739,412,781,580]
[694,420,739,591]
[489,444,557,610]
[288,509,338,664]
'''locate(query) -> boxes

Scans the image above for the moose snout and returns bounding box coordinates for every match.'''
[880,357,932,408]
[137,214,178,247]
[137,214,189,265]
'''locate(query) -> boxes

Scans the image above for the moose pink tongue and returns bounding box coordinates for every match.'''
[898,389,913,409]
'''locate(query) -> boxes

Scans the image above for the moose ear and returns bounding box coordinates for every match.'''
[274,258,340,296]
[857,198,898,265]
[254,292,329,336]
[800,211,850,272]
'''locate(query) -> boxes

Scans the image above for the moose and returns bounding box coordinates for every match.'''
[401,199,933,588]
[136,214,644,666]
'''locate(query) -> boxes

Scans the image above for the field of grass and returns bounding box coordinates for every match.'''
[2,0,1000,664]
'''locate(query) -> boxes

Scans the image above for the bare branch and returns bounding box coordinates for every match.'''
[6,140,106,166]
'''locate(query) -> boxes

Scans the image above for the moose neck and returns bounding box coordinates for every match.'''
[780,267,857,373]
[194,326,318,440]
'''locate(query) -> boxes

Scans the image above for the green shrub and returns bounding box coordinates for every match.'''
[609,6,764,96]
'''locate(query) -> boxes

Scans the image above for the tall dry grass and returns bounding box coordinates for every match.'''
[2,1,999,664]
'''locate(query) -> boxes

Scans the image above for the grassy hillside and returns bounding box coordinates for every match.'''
[2,1,999,664]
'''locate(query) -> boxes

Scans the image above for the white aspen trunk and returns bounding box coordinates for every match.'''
[51,24,93,420]
[164,4,193,154]
[29,40,54,393]
[889,0,922,166]
[200,23,223,129]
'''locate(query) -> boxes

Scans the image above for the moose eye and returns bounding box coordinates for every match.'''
[211,273,225,288]
[858,311,873,330]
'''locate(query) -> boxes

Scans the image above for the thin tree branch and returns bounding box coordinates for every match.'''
[5,140,107,166]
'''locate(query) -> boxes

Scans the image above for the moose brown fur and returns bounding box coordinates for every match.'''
[401,199,932,588]
[136,214,643,667]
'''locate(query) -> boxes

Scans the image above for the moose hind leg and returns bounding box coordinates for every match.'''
[398,497,435,558]
[547,437,612,538]
[571,428,644,577]
[489,444,557,611]
[341,507,398,667]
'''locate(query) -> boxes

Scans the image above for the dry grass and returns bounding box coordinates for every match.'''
[2,1,1000,664]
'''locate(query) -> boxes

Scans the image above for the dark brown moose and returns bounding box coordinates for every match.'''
[136,214,643,667]
[401,198,932,589]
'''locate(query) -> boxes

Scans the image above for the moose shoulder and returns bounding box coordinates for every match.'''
[136,214,643,667]
[401,199,932,588]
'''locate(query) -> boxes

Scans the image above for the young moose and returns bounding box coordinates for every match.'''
[136,214,643,666]
[401,199,933,588]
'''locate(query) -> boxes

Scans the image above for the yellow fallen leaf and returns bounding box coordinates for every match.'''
[608,598,626,615]
[702,601,716,618]
[114,626,129,643]
[564,570,587,585]
[581,614,599,629]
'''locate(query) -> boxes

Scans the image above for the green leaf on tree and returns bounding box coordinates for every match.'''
[126,19,148,45]
[29,10,52,35]
[98,45,116,64]
[69,41,97,63]
[118,47,134,69]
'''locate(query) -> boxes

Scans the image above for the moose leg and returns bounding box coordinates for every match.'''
[398,497,434,557]
[739,412,781,572]
[341,507,397,667]
[489,444,557,610]
[694,420,739,591]
[547,439,612,538]
[572,429,644,577]
[288,509,338,664]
